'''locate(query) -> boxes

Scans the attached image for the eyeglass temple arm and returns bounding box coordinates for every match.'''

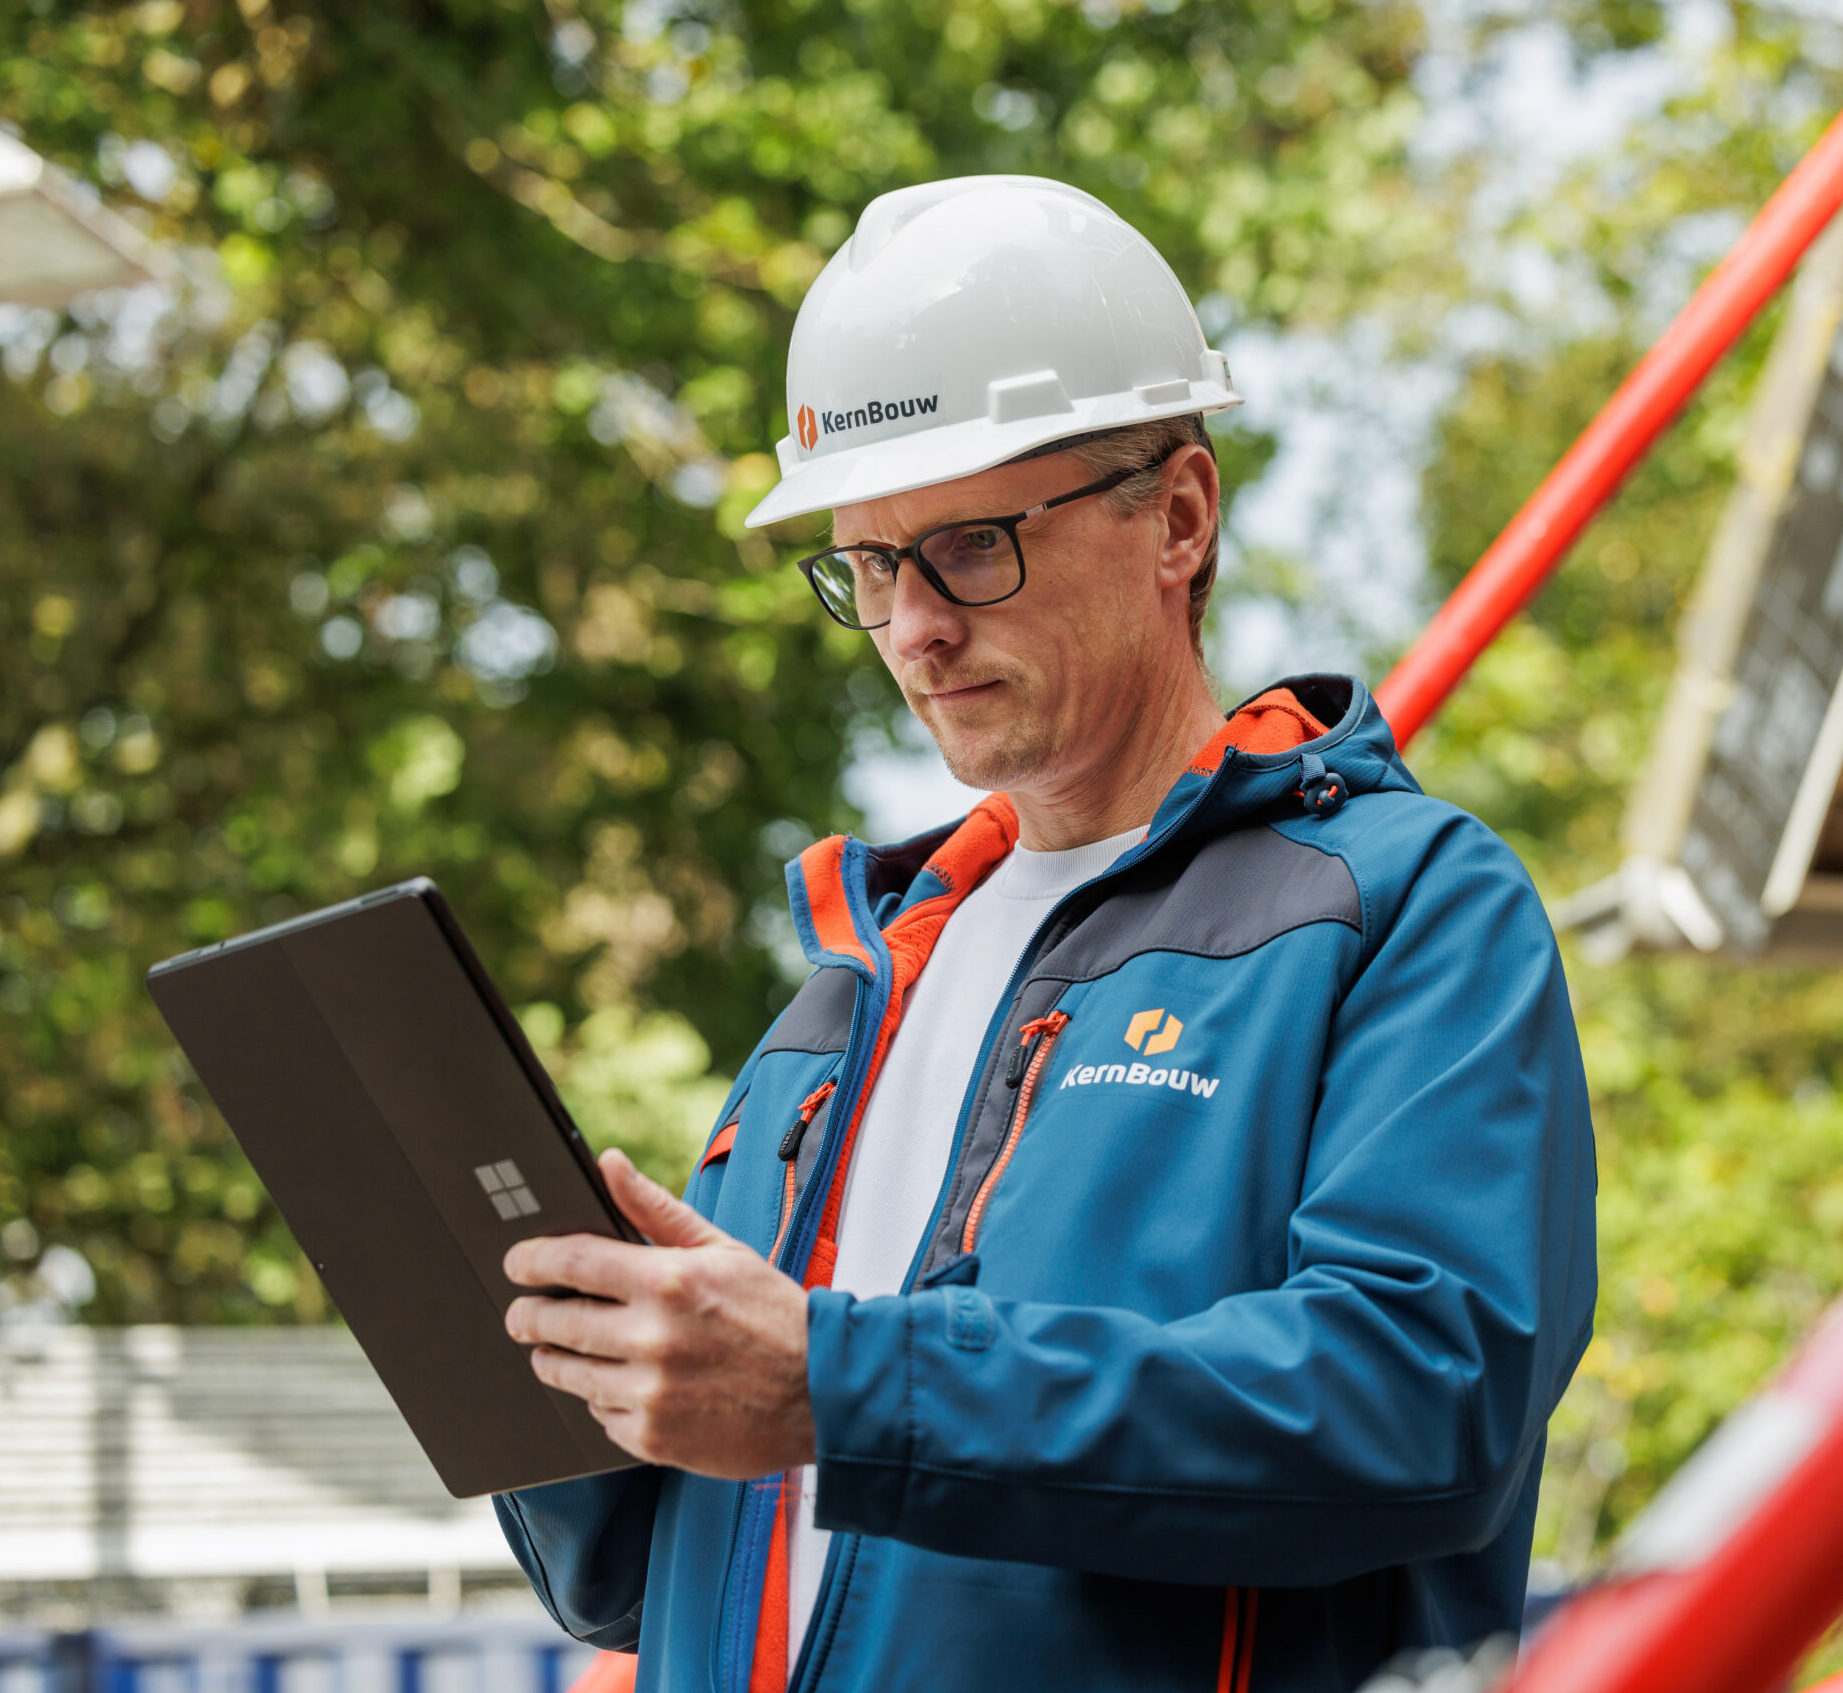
[1018,454,1170,521]
[1021,471,1122,521]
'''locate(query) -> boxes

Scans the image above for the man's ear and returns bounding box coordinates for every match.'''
[1154,444,1219,593]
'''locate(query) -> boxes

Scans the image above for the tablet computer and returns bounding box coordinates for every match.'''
[146,877,646,1498]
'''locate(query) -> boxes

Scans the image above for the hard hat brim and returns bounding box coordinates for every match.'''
[743,385,1242,529]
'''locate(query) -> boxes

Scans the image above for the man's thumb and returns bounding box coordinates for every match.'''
[601,1148,725,1249]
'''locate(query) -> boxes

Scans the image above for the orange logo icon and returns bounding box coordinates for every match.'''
[1124,1009,1182,1057]
[797,404,818,451]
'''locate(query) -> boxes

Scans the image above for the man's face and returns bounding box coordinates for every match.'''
[832,451,1181,800]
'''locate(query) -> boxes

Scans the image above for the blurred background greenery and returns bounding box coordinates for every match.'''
[2,0,1841,1650]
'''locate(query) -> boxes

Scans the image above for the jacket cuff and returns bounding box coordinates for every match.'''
[807,1286,926,1537]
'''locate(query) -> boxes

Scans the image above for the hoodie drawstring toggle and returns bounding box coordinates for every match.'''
[1299,752,1347,817]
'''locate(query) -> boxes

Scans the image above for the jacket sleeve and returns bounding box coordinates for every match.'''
[806,811,1599,1589]
[495,1468,664,1649]
[491,1050,767,1645]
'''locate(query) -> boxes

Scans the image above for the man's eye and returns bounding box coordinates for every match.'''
[956,527,1005,553]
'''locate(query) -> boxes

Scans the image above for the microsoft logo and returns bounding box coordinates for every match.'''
[474,1159,541,1220]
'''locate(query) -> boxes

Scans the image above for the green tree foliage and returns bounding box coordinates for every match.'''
[1405,5,1843,1620]
[0,0,1425,1324]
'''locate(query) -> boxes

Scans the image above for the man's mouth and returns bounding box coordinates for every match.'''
[920,679,1001,703]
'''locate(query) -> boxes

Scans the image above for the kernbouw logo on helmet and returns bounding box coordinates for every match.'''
[805,393,940,441]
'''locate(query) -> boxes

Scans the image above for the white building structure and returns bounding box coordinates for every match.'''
[0,1324,527,1621]
[0,133,164,308]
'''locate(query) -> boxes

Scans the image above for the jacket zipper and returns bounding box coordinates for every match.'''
[720,955,880,1693]
[788,1011,1072,1693]
[769,1079,835,1264]
[711,1075,844,1693]
[961,1010,1070,1253]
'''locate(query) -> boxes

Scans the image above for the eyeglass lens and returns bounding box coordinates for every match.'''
[808,523,1021,629]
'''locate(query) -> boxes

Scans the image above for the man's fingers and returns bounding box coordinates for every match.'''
[500,1154,739,1288]
[506,1293,636,1357]
[585,1399,658,1461]
[535,1352,668,1464]
[602,1148,727,1250]
[529,1344,632,1412]
[503,1231,646,1297]
[528,1345,672,1465]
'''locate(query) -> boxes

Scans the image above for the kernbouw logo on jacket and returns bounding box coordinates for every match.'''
[1058,1009,1220,1098]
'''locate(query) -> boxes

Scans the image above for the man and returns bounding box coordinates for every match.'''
[494,176,1597,1693]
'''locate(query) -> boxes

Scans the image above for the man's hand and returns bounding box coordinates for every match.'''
[502,1149,816,1480]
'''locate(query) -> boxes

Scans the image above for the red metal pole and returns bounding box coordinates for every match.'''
[1377,110,1843,750]
[1500,1299,1843,1693]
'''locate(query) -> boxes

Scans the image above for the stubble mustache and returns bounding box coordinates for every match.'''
[899,662,1024,706]
[899,666,1057,791]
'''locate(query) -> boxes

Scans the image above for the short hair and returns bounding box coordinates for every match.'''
[1062,415,1218,663]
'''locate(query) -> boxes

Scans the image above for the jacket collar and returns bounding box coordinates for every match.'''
[785,674,1416,976]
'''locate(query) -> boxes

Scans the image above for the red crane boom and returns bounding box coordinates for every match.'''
[1377,110,1843,749]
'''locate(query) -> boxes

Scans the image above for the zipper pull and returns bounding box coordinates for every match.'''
[779,1079,836,1162]
[1005,1012,1068,1087]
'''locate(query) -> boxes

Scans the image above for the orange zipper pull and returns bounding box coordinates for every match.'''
[1006,1012,1067,1087]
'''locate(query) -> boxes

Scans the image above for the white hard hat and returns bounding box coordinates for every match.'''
[743,175,1242,528]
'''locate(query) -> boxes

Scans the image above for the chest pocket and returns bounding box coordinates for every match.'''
[685,1102,746,1216]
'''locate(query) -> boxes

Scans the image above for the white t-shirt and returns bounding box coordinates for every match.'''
[785,823,1147,1663]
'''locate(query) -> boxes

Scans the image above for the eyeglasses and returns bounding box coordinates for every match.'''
[795,447,1179,632]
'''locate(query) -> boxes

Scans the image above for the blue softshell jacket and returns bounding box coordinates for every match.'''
[495,675,1599,1693]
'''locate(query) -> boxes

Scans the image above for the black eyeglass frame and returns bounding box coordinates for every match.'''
[795,445,1181,632]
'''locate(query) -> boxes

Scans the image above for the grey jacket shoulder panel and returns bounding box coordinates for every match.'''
[761,964,858,1056]
[1035,824,1361,985]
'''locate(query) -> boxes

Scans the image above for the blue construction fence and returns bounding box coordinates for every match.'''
[0,1613,599,1693]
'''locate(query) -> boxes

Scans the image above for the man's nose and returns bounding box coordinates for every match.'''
[883,559,967,661]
